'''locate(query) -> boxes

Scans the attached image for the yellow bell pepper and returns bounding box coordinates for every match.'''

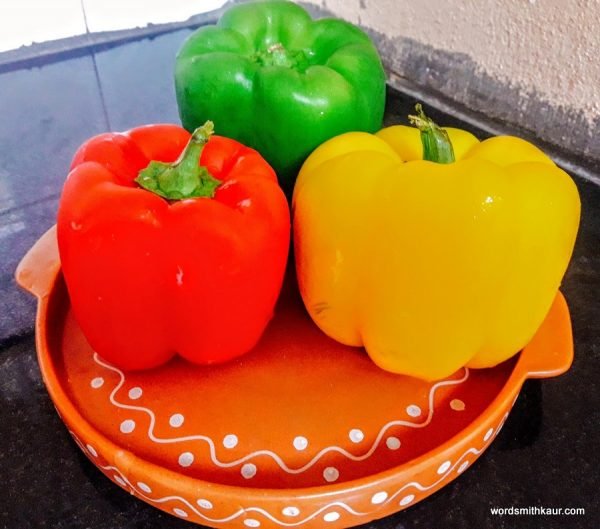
[292,105,580,381]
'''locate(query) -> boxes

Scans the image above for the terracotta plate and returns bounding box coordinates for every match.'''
[16,227,573,528]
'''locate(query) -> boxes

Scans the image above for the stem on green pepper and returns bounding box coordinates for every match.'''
[135,121,221,200]
[253,43,307,70]
[266,43,294,68]
[408,104,455,164]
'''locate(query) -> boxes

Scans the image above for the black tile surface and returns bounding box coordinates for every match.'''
[94,29,193,131]
[1,25,599,529]
[0,53,107,344]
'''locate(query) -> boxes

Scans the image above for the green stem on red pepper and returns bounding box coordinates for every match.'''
[135,120,221,199]
[408,104,455,164]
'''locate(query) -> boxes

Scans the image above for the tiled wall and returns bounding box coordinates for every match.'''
[0,0,226,52]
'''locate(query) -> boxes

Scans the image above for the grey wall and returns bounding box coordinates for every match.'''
[307,0,600,168]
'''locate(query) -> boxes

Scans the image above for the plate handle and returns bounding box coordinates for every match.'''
[15,225,60,299]
[517,291,573,380]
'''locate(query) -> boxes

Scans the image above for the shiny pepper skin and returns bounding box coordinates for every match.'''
[58,124,290,371]
[293,124,580,381]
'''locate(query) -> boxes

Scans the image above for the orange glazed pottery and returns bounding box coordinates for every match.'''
[17,226,573,529]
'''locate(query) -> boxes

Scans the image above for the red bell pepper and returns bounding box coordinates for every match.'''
[57,122,290,370]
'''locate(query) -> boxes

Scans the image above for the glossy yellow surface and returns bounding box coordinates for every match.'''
[293,126,580,380]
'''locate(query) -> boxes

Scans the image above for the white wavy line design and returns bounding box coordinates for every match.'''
[98,462,369,527]
[93,352,469,474]
[99,464,247,523]
[243,503,367,527]
[67,417,501,527]
[385,446,483,503]
[93,433,493,527]
[68,429,87,452]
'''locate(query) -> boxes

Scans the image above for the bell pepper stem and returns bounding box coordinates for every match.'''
[135,121,221,200]
[408,104,455,164]
[253,43,306,69]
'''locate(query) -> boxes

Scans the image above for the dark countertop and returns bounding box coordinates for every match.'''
[1,22,598,529]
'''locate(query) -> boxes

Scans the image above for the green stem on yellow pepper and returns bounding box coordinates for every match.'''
[408,104,455,164]
[135,121,221,200]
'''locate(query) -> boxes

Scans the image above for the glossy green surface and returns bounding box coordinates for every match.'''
[174,0,386,192]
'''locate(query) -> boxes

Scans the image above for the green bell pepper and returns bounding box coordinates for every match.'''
[174,0,386,193]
